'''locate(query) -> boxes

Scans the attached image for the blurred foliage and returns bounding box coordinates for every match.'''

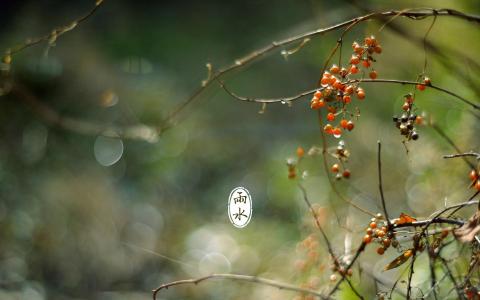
[0,0,479,299]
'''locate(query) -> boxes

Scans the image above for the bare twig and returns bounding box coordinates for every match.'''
[152,273,329,300]
[11,83,159,142]
[5,0,104,57]
[443,152,480,161]
[377,141,391,226]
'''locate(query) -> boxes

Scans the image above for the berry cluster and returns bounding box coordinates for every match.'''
[362,214,397,255]
[310,35,382,139]
[392,93,423,141]
[469,169,480,191]
[329,140,351,180]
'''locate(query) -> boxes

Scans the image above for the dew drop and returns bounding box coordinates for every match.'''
[93,136,124,166]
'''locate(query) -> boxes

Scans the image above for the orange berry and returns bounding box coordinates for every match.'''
[376,247,385,255]
[369,222,377,229]
[331,163,340,173]
[323,71,332,77]
[345,85,354,94]
[349,65,359,74]
[352,41,359,50]
[324,124,334,134]
[476,180,480,191]
[350,55,360,65]
[333,127,342,136]
[314,90,322,98]
[374,45,382,54]
[469,169,479,181]
[376,230,386,238]
[416,84,426,91]
[363,235,372,244]
[340,119,348,129]
[383,239,391,248]
[366,228,373,235]
[354,45,363,55]
[365,35,375,46]
[327,112,335,121]
[356,89,365,99]
[317,99,326,108]
[330,64,340,74]
[346,121,354,131]
[369,70,378,80]
[343,95,351,103]
[296,147,305,158]
[415,115,423,125]
[342,169,350,178]
[362,60,371,68]
[321,77,330,85]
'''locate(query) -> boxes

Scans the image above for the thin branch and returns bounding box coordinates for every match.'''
[152,273,329,300]
[443,152,480,161]
[377,141,391,226]
[218,78,479,111]
[431,124,476,169]
[158,8,480,133]
[11,83,159,142]
[5,0,104,57]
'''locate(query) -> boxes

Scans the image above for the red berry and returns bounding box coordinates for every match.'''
[362,60,371,68]
[416,84,426,91]
[369,70,378,80]
[363,235,372,244]
[374,45,382,54]
[350,55,360,65]
[476,180,480,191]
[297,147,305,158]
[331,164,340,173]
[423,77,431,85]
[377,247,385,255]
[324,124,334,134]
[402,102,410,111]
[330,64,340,74]
[327,113,335,121]
[345,85,354,94]
[333,127,342,136]
[349,65,359,74]
[346,121,354,131]
[356,88,365,99]
[340,119,348,129]
[314,90,322,98]
[343,95,351,104]
[342,169,351,178]
[321,77,330,85]
[470,169,479,181]
[365,35,375,46]
[369,222,377,229]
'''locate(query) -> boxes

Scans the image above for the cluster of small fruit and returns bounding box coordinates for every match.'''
[287,146,306,179]
[330,140,351,180]
[362,213,397,255]
[292,234,323,300]
[310,36,382,139]
[392,93,424,141]
[469,169,480,191]
[293,233,353,300]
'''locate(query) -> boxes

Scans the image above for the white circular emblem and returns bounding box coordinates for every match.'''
[228,187,252,228]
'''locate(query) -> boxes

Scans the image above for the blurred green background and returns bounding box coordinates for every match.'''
[0,0,479,299]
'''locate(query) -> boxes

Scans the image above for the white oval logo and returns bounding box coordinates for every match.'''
[228,187,252,228]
